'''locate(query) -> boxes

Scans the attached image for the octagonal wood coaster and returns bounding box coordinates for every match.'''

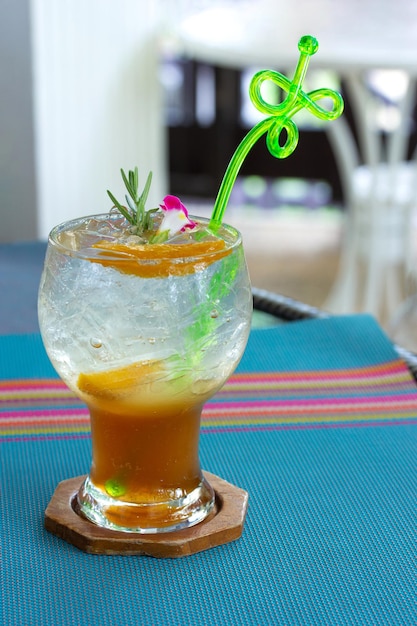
[44,471,248,558]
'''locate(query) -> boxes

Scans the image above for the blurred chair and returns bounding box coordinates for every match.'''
[324,72,417,324]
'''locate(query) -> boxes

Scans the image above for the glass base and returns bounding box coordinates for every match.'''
[76,475,216,534]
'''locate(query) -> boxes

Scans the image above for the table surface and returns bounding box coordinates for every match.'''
[174,0,417,74]
[2,241,417,625]
[3,317,417,625]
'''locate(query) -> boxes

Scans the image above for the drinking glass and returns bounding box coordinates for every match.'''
[38,213,252,533]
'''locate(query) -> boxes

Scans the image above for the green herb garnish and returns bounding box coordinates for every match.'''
[107,167,158,235]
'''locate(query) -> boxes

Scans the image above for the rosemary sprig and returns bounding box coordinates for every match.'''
[107,167,157,235]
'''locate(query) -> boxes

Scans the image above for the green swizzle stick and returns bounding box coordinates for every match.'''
[209,35,345,230]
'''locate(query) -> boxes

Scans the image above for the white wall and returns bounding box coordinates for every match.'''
[30,0,169,239]
[0,0,37,242]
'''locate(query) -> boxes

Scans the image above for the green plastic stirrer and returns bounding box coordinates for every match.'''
[209,35,344,230]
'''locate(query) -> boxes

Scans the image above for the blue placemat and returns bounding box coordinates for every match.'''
[0,241,47,335]
[2,316,417,625]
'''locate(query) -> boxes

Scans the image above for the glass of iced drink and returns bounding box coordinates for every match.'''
[38,186,252,533]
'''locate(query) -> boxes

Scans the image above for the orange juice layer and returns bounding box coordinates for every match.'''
[89,239,231,277]
[77,361,215,528]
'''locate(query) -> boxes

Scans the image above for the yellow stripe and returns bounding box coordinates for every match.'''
[2,426,91,435]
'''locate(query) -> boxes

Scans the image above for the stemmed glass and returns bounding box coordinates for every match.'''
[38,213,252,533]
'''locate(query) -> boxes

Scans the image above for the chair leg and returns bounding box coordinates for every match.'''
[324,218,361,314]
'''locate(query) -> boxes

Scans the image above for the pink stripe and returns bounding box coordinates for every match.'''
[227,378,412,390]
[205,394,417,410]
[0,408,88,419]
[0,395,77,402]
[220,385,415,396]
[0,399,83,408]
[227,361,409,381]
[2,433,92,442]
[1,416,89,426]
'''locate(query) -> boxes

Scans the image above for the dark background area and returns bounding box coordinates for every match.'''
[166,59,417,206]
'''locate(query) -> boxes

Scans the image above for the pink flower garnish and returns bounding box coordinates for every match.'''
[157,195,196,237]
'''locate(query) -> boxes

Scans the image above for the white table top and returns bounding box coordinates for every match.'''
[173,0,417,75]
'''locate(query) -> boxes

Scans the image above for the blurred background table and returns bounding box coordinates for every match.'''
[171,0,417,326]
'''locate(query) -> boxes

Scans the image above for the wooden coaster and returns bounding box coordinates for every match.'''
[44,472,249,558]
